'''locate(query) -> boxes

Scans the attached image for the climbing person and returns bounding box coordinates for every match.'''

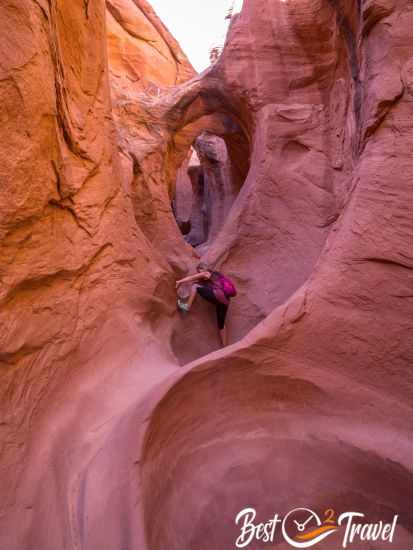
[176,262,237,347]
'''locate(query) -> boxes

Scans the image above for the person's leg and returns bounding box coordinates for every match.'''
[219,326,227,347]
[183,286,229,346]
[217,303,229,347]
[196,285,217,305]
[186,284,199,310]
[177,284,198,312]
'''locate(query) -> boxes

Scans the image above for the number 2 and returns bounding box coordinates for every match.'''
[324,509,336,524]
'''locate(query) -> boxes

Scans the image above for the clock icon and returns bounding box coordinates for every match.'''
[282,508,335,549]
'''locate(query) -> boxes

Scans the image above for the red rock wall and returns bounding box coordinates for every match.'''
[143,2,413,548]
[195,134,237,247]
[0,0,190,538]
[106,0,194,93]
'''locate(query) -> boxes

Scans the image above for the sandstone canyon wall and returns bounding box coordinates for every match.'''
[1,1,413,549]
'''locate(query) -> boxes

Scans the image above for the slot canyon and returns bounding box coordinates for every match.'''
[1,1,413,549]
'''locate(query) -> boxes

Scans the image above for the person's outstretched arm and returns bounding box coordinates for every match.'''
[176,271,211,286]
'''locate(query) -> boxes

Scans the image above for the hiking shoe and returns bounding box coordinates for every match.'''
[177,299,190,312]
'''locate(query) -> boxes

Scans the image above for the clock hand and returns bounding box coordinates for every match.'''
[302,515,315,529]
[294,514,316,532]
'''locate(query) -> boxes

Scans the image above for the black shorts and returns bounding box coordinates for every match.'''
[197,285,228,330]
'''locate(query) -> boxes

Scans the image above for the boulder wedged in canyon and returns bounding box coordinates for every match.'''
[1,1,413,549]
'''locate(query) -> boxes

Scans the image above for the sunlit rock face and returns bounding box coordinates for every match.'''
[1,1,413,550]
[106,0,194,93]
[0,0,193,546]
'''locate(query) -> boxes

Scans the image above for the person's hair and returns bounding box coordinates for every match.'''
[197,262,210,272]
